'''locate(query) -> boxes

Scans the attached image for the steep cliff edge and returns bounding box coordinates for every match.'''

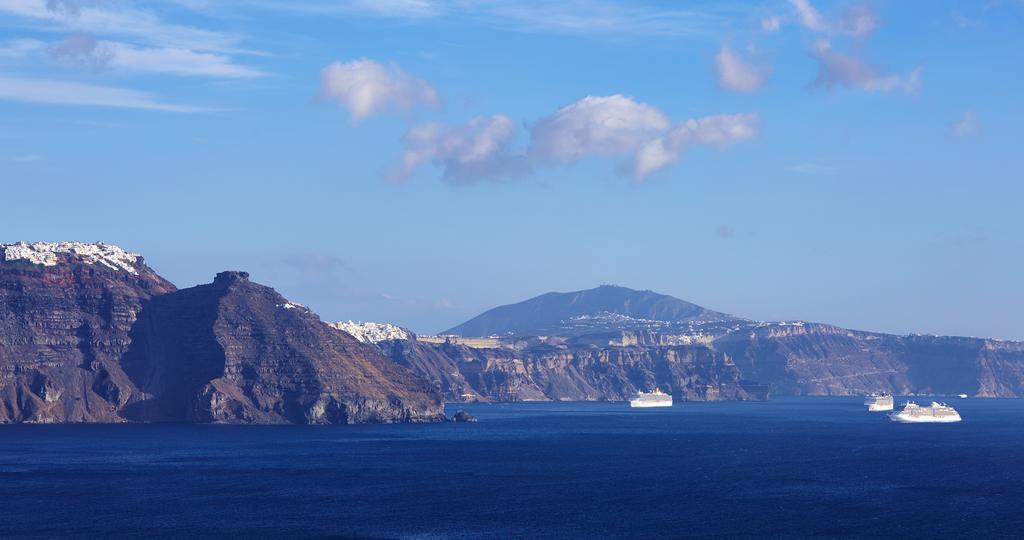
[713,323,1024,397]
[0,242,175,423]
[122,272,444,424]
[1,242,444,425]
[381,339,767,402]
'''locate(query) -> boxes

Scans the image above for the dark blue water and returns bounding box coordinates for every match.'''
[1,398,1022,539]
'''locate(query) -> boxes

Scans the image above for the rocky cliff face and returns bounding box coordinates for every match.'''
[381,339,767,402]
[121,272,444,424]
[382,321,1024,403]
[0,242,175,423]
[714,323,1024,397]
[0,242,444,425]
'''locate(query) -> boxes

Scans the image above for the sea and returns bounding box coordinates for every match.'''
[1,398,1022,539]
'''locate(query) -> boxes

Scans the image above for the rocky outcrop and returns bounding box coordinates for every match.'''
[0,243,175,423]
[0,242,445,425]
[122,272,444,424]
[382,339,767,402]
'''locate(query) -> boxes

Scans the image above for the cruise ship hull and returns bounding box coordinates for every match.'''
[890,413,961,423]
[629,400,673,408]
[866,402,894,412]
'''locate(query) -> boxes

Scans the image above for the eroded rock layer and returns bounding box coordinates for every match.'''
[0,248,175,423]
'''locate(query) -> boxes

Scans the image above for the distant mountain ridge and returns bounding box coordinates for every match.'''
[443,285,736,337]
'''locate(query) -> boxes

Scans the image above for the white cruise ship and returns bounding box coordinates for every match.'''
[864,392,894,412]
[889,401,962,423]
[629,388,673,408]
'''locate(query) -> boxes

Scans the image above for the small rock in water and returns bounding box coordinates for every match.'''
[452,410,478,423]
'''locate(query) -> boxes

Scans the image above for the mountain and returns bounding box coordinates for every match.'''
[122,272,443,424]
[0,242,176,423]
[0,242,444,424]
[444,285,735,337]
[383,286,1024,402]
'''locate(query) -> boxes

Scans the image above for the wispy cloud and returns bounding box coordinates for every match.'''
[0,0,266,89]
[49,31,111,68]
[249,0,730,39]
[714,44,770,92]
[0,75,215,112]
[319,58,439,121]
[0,0,246,53]
[44,32,268,77]
[473,1,726,38]
[715,225,735,239]
[787,162,833,175]
[632,111,758,179]
[779,0,877,37]
[760,15,781,32]
[810,39,921,93]
[838,4,878,38]
[243,0,439,18]
[789,0,827,32]
[392,94,758,184]
[949,110,979,137]
[12,152,41,162]
[0,38,45,60]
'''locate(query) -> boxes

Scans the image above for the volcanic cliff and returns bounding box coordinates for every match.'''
[367,286,1024,402]
[0,242,175,423]
[0,242,444,424]
[121,271,443,424]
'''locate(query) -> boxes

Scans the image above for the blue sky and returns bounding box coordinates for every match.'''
[1,0,1022,338]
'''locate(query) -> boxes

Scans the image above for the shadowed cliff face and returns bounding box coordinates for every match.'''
[0,255,175,423]
[1,250,444,424]
[122,272,445,424]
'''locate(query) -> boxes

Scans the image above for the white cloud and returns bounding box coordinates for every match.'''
[810,39,921,93]
[391,115,525,183]
[714,44,769,92]
[633,113,758,178]
[528,94,670,163]
[949,110,979,137]
[319,58,439,121]
[789,0,826,32]
[0,75,215,112]
[394,95,758,184]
